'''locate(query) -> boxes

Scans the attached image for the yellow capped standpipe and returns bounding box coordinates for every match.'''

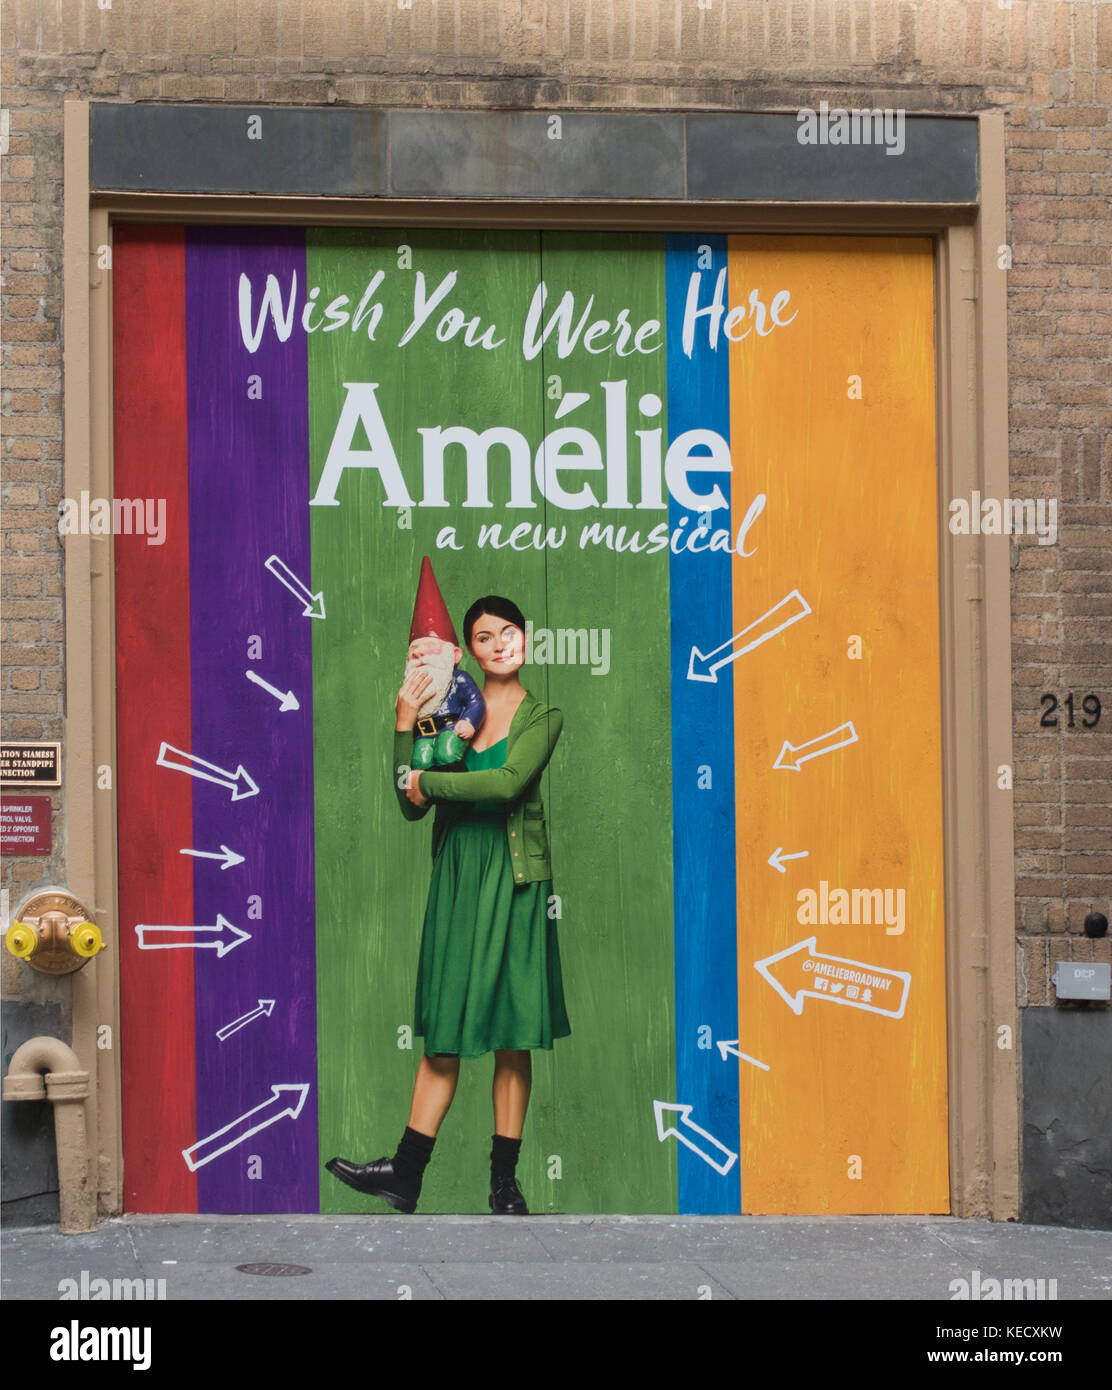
[5,889,107,974]
[6,921,38,960]
[71,922,105,958]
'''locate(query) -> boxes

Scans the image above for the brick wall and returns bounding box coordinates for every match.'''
[2,0,1109,1009]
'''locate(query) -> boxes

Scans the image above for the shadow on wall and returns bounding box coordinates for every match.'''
[1021,1008,1112,1231]
[1,1002,65,1227]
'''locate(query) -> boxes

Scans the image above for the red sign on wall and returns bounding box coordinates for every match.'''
[0,797,52,855]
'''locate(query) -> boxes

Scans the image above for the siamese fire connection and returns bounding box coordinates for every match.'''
[5,887,105,973]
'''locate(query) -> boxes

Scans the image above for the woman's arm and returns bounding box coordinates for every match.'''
[393,667,434,821]
[419,707,563,805]
[394,730,433,820]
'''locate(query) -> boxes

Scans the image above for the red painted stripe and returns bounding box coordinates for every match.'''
[114,225,196,1212]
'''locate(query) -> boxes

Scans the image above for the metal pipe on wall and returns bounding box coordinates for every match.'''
[3,1037,95,1234]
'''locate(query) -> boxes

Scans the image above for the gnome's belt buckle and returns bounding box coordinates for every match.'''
[416,716,448,737]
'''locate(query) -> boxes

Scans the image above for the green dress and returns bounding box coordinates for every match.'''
[414,738,571,1059]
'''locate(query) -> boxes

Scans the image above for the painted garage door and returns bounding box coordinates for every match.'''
[112,224,948,1215]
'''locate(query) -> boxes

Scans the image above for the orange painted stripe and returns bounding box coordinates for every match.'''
[728,236,949,1214]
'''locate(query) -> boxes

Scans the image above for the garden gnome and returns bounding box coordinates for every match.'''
[405,557,485,770]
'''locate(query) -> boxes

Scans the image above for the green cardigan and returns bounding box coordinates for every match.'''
[392,690,563,885]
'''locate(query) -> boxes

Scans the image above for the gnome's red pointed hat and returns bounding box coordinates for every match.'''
[409,556,459,646]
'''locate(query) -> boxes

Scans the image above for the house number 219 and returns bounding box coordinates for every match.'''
[1039,693,1102,728]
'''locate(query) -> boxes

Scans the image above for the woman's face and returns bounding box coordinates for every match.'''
[468,612,525,676]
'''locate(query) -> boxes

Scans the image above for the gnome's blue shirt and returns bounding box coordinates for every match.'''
[429,669,485,729]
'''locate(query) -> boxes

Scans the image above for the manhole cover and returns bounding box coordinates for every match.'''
[236,1263,312,1277]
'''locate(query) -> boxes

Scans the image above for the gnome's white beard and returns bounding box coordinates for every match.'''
[407,648,454,717]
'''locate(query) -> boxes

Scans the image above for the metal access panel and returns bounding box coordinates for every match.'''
[1053,962,1112,1001]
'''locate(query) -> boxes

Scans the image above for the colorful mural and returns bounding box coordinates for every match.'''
[113,225,947,1215]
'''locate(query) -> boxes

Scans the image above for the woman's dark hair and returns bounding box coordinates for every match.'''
[462,595,527,650]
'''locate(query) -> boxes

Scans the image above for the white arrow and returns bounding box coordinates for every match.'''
[715,1040,770,1072]
[182,1083,310,1171]
[773,720,858,772]
[754,937,911,1020]
[135,915,251,958]
[180,844,245,871]
[265,554,325,620]
[653,1100,738,1175]
[768,846,809,874]
[157,742,259,801]
[217,998,276,1042]
[688,589,811,682]
[246,669,299,712]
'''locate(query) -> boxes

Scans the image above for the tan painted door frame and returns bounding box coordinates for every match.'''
[61,98,1016,1218]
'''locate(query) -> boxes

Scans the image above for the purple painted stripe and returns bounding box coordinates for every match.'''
[186,227,318,1212]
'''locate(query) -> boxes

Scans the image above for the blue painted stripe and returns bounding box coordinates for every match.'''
[665,236,740,1213]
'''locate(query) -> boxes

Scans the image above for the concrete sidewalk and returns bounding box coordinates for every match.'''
[4,1214,1111,1301]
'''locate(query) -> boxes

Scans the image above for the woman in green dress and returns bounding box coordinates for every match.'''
[326,596,569,1214]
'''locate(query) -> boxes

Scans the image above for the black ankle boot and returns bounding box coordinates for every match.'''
[489,1133,528,1214]
[489,1173,529,1214]
[326,1126,435,1215]
[325,1156,420,1213]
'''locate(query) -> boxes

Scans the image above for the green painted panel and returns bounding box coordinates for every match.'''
[534,232,675,1214]
[310,228,674,1214]
[310,229,549,1214]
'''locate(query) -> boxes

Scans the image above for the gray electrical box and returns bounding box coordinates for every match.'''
[1053,962,1111,1001]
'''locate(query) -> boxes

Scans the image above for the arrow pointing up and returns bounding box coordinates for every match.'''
[653,1100,738,1175]
[715,1040,770,1071]
[216,998,276,1042]
[182,1083,310,1171]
